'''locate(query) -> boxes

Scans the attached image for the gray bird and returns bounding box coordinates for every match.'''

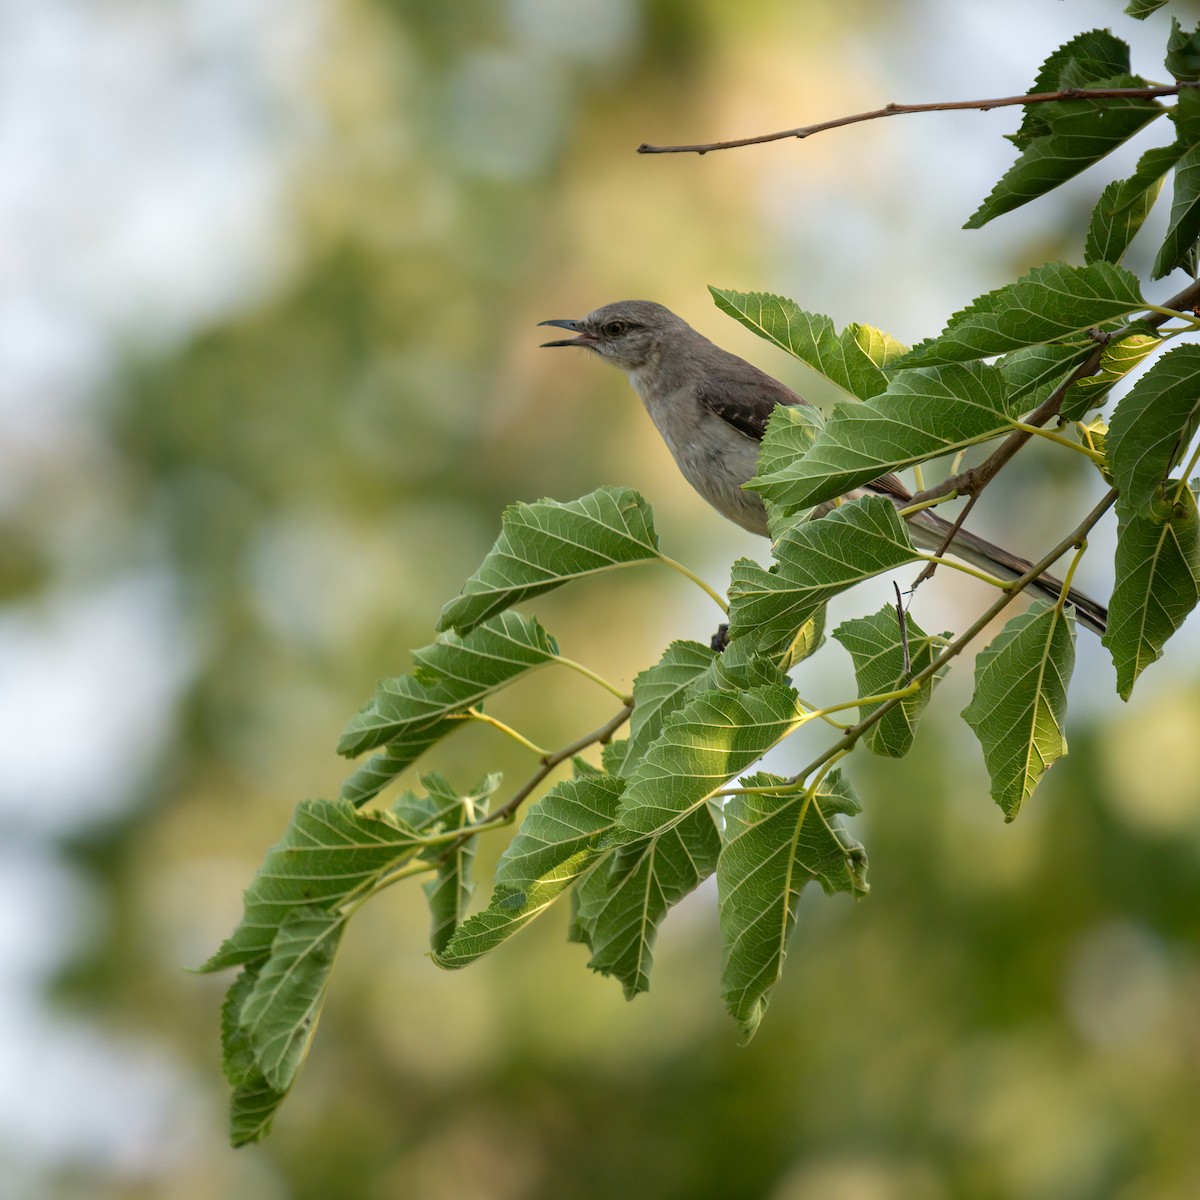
[540,299,1108,635]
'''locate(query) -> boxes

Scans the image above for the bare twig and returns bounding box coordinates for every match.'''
[638,84,1193,155]
[893,582,911,676]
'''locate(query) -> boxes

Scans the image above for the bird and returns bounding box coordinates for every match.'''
[539,299,1108,635]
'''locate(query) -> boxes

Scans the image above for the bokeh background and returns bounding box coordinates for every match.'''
[3,1,1200,1197]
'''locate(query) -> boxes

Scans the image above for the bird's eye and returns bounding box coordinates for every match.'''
[602,320,628,338]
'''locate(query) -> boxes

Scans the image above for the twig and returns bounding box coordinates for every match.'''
[893,582,911,676]
[638,84,1193,155]
[474,703,633,832]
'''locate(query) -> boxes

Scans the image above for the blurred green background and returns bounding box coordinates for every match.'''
[3,1,1200,1197]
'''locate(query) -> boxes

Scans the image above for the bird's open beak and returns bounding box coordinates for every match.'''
[538,318,591,348]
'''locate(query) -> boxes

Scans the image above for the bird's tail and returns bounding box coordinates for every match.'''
[904,508,1108,636]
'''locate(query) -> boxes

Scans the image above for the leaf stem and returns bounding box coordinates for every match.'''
[898,490,959,518]
[1054,540,1088,618]
[464,707,549,757]
[915,552,1009,589]
[794,694,851,729]
[657,552,730,613]
[1009,420,1105,462]
[1174,442,1200,505]
[554,655,634,704]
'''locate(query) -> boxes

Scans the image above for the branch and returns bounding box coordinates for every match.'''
[638,84,1195,155]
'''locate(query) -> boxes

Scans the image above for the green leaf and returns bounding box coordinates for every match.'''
[1104,483,1200,699]
[1125,1,1169,22]
[749,362,1013,512]
[220,966,261,1087]
[1166,18,1200,82]
[229,1074,288,1148]
[203,799,427,971]
[570,803,721,998]
[961,602,1076,821]
[435,775,624,968]
[718,770,866,1040]
[728,496,919,656]
[222,966,289,1145]
[1107,344,1200,513]
[904,262,1146,367]
[969,88,1162,227]
[438,487,660,634]
[832,605,948,758]
[1152,141,1200,277]
[337,611,558,765]
[754,404,824,523]
[1059,328,1161,421]
[1086,143,1181,265]
[967,29,1161,228]
[709,288,907,400]
[613,682,806,842]
[998,343,1096,409]
[604,640,717,777]
[416,773,493,953]
[240,907,344,1091]
[1010,31,1137,147]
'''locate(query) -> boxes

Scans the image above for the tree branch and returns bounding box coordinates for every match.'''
[638,84,1194,155]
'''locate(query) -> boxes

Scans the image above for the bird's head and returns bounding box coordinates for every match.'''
[539,300,688,371]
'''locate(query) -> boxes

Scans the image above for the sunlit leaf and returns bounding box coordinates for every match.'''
[1125,0,1168,19]
[438,486,661,634]
[961,602,1076,820]
[1059,328,1162,421]
[710,287,907,400]
[613,682,806,842]
[718,770,866,1040]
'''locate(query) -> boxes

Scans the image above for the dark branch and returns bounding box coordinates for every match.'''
[638,83,1195,155]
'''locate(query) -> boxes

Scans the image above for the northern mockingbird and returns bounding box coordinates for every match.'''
[540,299,1108,635]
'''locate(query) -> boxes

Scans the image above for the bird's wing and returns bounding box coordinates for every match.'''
[864,472,912,503]
[693,358,804,442]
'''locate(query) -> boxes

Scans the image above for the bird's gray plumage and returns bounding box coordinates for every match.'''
[539,300,1108,635]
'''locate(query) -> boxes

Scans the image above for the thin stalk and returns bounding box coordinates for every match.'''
[554,655,634,704]
[657,552,730,613]
[464,707,548,757]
